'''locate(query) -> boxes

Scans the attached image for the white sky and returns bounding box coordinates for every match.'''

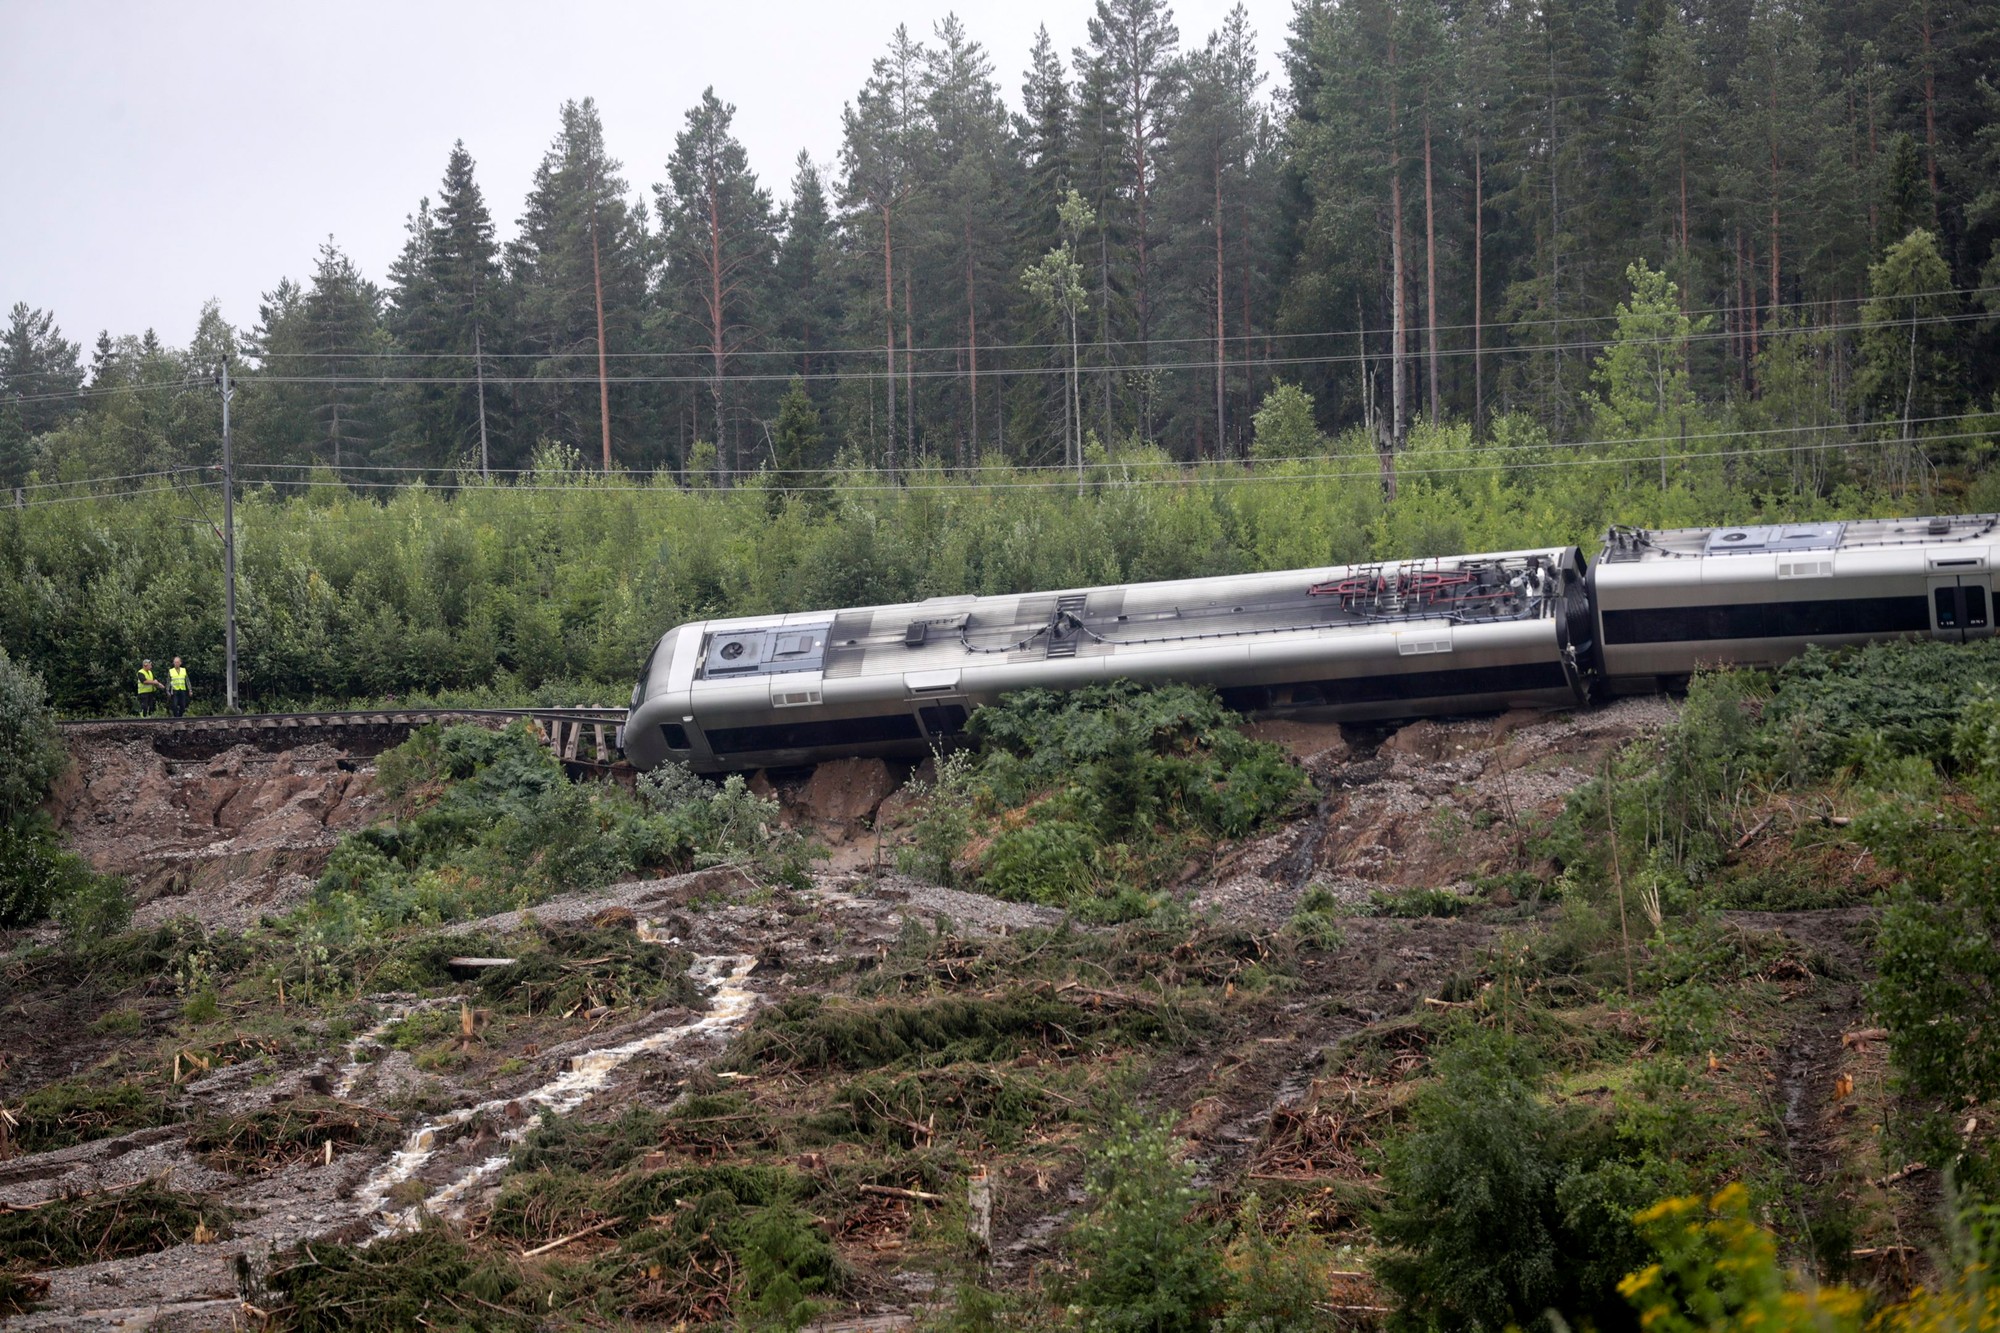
[1,0,1296,353]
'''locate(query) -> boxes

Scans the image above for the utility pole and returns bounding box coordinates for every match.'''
[473,319,490,479]
[590,201,613,471]
[219,360,239,713]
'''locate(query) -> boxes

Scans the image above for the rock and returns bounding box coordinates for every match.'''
[747,769,779,801]
[1378,720,1454,763]
[1240,718,1352,781]
[800,757,898,829]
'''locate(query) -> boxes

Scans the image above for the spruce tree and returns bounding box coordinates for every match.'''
[774,152,841,389]
[388,142,507,471]
[657,88,777,481]
[0,305,84,485]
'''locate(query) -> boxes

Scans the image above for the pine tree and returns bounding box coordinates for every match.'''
[299,240,388,470]
[1019,27,1078,460]
[840,27,928,473]
[657,88,777,481]
[1855,227,1963,491]
[767,376,827,512]
[1081,0,1182,440]
[508,99,651,468]
[1164,5,1261,457]
[924,15,1014,464]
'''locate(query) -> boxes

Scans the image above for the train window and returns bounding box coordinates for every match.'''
[705,714,923,754]
[1967,585,1989,628]
[1603,596,1931,644]
[660,723,691,750]
[1936,588,1959,628]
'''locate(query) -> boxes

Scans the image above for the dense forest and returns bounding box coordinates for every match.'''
[2,0,1996,491]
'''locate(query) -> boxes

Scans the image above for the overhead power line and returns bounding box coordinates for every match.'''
[10,302,1987,408]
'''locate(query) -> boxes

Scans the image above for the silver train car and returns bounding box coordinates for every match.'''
[1591,513,1997,691]
[622,512,1998,774]
[624,546,1592,773]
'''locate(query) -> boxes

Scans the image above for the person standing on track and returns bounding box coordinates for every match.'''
[167,656,191,717]
[136,659,162,715]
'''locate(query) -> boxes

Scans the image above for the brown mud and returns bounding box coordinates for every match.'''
[0,699,1932,1328]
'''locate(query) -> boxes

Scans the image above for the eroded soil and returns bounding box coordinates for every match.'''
[0,700,1933,1329]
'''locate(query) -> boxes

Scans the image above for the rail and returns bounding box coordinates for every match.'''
[57,705,634,773]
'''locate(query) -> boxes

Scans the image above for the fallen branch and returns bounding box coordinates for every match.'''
[858,1183,944,1204]
[520,1215,621,1257]
[1422,997,1476,1010]
[1841,1028,1890,1050]
[1733,815,1775,851]
[1875,1161,1928,1187]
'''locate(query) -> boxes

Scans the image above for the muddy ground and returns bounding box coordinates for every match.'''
[0,698,1926,1329]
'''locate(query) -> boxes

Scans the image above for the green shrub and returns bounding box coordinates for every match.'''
[0,645,66,814]
[728,992,1141,1073]
[266,1221,540,1331]
[1284,884,1349,950]
[0,811,110,929]
[1868,699,2000,1117]
[932,683,1311,914]
[1367,886,1469,918]
[307,724,817,942]
[53,865,132,945]
[1058,1112,1229,1333]
[1766,638,2000,779]
[1372,1030,1658,1332]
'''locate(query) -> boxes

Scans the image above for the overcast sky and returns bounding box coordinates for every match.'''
[1,0,1296,355]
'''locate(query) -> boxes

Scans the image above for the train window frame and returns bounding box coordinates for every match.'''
[1936,587,1960,629]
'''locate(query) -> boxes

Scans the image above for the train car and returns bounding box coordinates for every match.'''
[623,546,1593,773]
[1591,513,1998,692]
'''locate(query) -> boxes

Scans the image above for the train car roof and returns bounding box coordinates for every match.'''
[683,545,1580,683]
[1598,513,2000,563]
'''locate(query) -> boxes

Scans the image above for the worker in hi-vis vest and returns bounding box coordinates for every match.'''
[167,657,190,717]
[136,659,162,716]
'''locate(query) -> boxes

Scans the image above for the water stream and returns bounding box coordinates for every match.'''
[353,951,759,1234]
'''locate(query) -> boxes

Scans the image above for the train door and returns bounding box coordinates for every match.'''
[1927,575,1993,642]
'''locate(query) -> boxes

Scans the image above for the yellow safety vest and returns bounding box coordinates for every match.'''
[168,666,189,691]
[137,669,159,693]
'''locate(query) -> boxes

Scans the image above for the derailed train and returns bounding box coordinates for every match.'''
[621,513,1997,774]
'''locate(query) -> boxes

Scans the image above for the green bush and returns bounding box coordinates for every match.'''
[308,723,816,940]
[1372,1030,1659,1332]
[1868,692,2000,1120]
[1765,638,2000,779]
[0,645,66,812]
[1058,1112,1229,1333]
[914,683,1311,915]
[0,811,110,929]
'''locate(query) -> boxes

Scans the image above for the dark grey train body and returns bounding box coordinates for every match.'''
[622,513,1997,774]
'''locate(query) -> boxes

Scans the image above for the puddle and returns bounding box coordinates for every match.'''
[355,952,759,1233]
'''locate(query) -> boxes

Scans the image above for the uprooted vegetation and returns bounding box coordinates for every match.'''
[15,660,2000,1328]
[316,720,816,933]
[897,682,1314,918]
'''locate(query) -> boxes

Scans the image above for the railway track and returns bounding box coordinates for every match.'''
[58,705,634,774]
